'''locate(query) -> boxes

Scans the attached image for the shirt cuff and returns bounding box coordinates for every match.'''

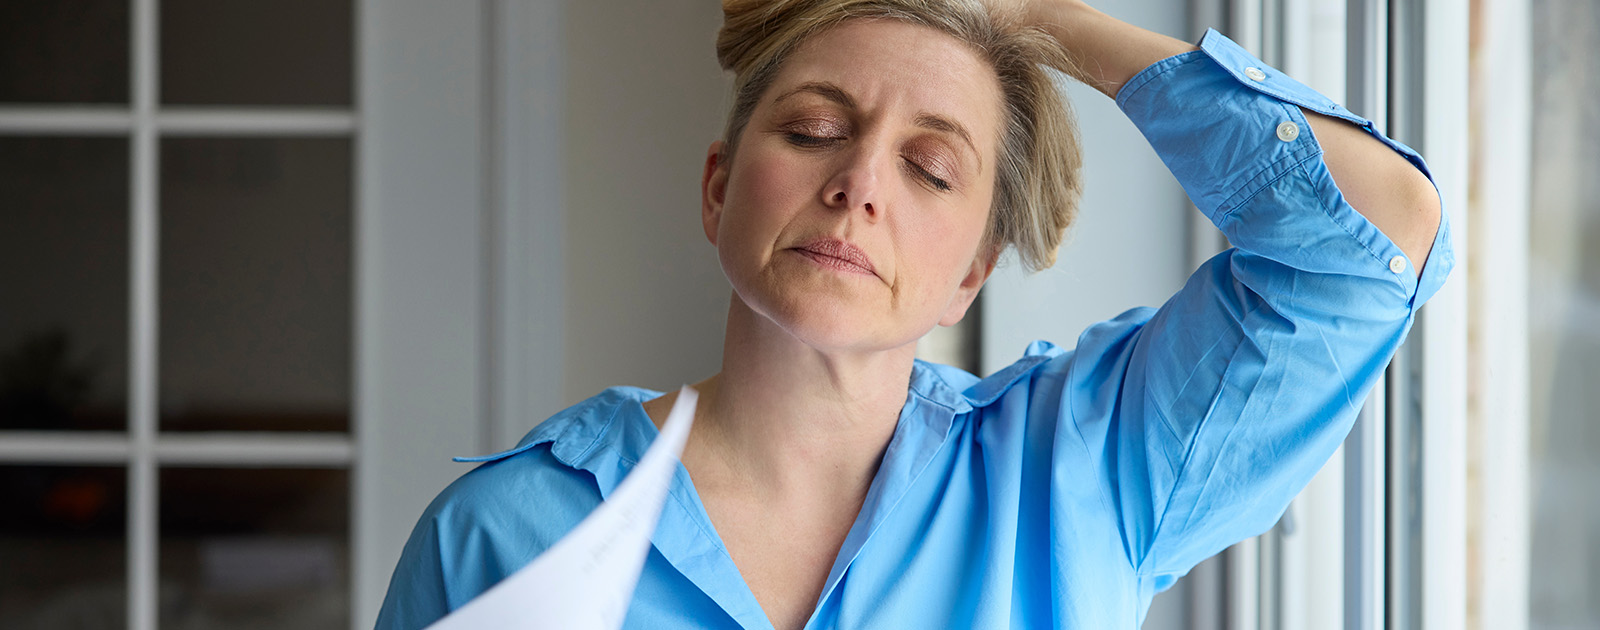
[1115,28,1454,312]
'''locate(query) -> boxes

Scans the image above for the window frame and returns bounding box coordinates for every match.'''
[1462,0,1532,627]
[0,1,362,628]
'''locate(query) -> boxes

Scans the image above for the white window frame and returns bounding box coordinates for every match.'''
[1409,2,1471,629]
[1463,0,1531,627]
[0,1,367,628]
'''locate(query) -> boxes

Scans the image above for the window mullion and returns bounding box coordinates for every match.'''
[1414,0,1472,627]
[128,0,159,629]
[1344,383,1387,630]
[1341,2,1391,630]
[0,108,133,134]
[1382,2,1429,628]
[0,432,131,463]
[1227,536,1262,630]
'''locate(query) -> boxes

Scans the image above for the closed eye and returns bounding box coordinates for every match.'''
[785,132,841,148]
[905,159,952,192]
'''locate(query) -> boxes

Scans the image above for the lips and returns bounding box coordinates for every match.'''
[791,237,876,277]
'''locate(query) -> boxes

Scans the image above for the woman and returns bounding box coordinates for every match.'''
[378,0,1451,628]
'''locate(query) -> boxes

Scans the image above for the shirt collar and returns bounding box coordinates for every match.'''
[458,343,1067,472]
[451,386,660,471]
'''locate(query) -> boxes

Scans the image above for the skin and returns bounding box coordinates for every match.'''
[647,19,1005,630]
[1018,0,1443,266]
[643,3,1443,629]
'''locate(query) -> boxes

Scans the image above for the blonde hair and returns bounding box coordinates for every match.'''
[716,0,1083,272]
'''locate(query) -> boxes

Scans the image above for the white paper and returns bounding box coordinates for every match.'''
[426,386,698,630]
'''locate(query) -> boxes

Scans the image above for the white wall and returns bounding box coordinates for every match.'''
[356,0,489,624]
[979,5,1192,374]
[560,0,732,407]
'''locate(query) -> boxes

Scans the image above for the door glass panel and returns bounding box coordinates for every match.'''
[158,467,348,630]
[1529,2,1600,627]
[160,0,352,106]
[0,137,129,431]
[0,0,129,104]
[158,138,351,432]
[0,465,128,630]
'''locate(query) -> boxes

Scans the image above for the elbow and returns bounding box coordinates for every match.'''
[1395,167,1442,276]
[1304,110,1442,274]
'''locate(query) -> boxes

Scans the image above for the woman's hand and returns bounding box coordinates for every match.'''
[998,0,1440,272]
[992,0,1195,99]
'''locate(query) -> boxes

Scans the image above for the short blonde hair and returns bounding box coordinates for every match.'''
[716,0,1083,272]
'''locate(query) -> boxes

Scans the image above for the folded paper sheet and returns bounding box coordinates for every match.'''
[425,386,698,630]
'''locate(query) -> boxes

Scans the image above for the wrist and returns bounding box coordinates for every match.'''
[1024,1,1195,99]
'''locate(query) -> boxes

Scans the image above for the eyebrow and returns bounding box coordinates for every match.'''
[772,81,984,173]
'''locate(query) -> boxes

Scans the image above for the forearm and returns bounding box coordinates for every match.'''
[1025,1,1442,275]
[1024,0,1195,99]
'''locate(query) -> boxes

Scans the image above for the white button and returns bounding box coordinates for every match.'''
[1245,67,1267,81]
[1276,121,1300,142]
[1389,255,1407,273]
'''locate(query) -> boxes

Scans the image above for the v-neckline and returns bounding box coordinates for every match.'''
[616,390,962,630]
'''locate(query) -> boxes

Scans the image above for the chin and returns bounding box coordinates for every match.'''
[722,249,934,353]
[743,286,928,354]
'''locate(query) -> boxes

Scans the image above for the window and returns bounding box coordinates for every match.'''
[1525,2,1599,627]
[1126,0,1474,628]
[0,2,356,629]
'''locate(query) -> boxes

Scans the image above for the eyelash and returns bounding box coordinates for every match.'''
[784,132,838,148]
[912,163,953,192]
[783,132,953,192]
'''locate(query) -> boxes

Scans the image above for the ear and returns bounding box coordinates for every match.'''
[938,246,999,327]
[701,140,729,246]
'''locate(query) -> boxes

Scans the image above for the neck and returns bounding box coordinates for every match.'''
[689,294,916,500]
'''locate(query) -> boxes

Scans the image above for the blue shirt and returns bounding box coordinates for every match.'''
[376,30,1454,630]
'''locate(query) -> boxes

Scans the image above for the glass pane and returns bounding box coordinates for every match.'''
[160,0,352,106]
[0,0,129,104]
[159,138,351,432]
[1529,2,1600,628]
[159,467,348,630]
[0,465,127,630]
[0,137,129,431]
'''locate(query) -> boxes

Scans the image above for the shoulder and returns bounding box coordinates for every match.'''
[379,438,598,624]
[423,387,661,572]
[927,307,1156,413]
[428,445,596,550]
[379,387,660,624]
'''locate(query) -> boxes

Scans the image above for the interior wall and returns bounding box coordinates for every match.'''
[1527,1,1600,626]
[561,0,733,406]
[978,9,1192,374]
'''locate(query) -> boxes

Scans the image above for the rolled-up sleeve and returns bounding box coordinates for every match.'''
[1059,29,1454,580]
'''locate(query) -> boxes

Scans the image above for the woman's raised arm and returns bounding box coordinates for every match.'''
[1016,0,1442,274]
[966,2,1457,577]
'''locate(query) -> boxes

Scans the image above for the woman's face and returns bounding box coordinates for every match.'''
[702,19,1004,354]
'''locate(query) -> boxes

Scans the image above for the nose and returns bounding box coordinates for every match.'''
[821,148,882,220]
